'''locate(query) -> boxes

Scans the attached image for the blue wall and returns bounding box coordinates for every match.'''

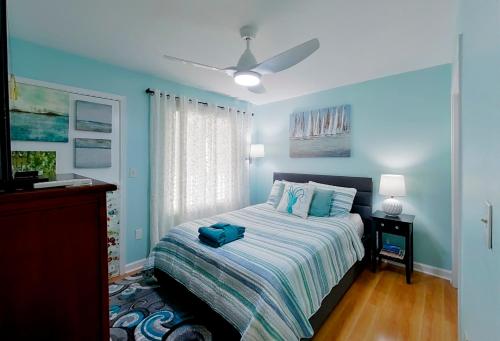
[10,38,249,264]
[10,37,453,272]
[251,65,452,270]
[458,0,500,339]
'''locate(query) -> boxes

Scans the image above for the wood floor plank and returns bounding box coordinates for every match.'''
[314,264,457,341]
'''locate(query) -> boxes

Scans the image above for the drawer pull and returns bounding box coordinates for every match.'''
[395,225,400,230]
[381,223,385,227]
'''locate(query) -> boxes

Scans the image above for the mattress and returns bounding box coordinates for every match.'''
[148,203,365,341]
[348,213,364,238]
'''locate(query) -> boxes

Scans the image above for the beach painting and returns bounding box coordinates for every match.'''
[289,105,351,157]
[76,100,112,133]
[74,138,111,168]
[10,83,69,142]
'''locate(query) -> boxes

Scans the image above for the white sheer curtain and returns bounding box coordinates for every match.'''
[150,91,251,246]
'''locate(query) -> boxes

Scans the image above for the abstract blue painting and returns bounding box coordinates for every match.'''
[74,138,111,168]
[10,83,69,142]
[289,105,351,157]
[76,100,112,133]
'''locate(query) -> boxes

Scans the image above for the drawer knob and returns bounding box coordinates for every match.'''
[395,225,400,230]
[381,223,385,227]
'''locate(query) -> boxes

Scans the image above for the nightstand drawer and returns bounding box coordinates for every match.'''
[376,219,407,236]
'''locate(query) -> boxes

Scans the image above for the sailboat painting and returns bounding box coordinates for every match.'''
[289,105,351,157]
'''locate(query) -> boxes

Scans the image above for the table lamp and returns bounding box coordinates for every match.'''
[379,174,406,216]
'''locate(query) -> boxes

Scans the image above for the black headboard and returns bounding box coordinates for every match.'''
[273,172,373,234]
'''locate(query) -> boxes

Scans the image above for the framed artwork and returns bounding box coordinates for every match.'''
[289,105,351,157]
[76,100,112,133]
[10,83,69,142]
[11,150,56,177]
[74,138,111,168]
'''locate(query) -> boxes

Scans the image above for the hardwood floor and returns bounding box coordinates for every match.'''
[314,264,458,341]
[109,265,457,341]
[108,269,141,283]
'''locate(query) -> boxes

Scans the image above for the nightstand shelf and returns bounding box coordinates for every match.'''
[371,211,415,284]
[378,249,405,263]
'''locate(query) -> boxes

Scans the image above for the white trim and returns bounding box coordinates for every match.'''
[125,257,451,281]
[124,258,450,284]
[125,258,147,273]
[413,262,452,281]
[451,34,462,289]
[453,33,463,339]
[14,77,128,276]
[15,77,126,102]
[382,259,452,281]
[118,98,128,275]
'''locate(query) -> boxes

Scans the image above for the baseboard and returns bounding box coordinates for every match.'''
[382,259,452,281]
[124,258,147,274]
[126,257,451,281]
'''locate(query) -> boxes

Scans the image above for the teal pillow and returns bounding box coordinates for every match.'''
[308,189,334,217]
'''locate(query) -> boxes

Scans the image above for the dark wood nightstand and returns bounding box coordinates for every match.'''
[371,210,415,284]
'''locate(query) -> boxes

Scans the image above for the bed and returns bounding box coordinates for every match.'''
[150,172,373,340]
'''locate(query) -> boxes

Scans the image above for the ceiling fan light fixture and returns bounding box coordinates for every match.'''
[234,71,261,87]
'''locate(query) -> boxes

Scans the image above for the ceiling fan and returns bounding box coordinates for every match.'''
[163,25,320,94]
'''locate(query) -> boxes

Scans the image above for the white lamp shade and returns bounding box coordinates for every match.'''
[250,144,265,158]
[379,174,406,197]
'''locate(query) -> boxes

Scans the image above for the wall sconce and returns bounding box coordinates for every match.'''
[249,144,265,161]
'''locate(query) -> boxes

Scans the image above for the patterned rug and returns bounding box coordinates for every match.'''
[109,272,213,341]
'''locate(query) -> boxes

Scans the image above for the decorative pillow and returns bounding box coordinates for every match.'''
[277,183,314,218]
[308,188,334,217]
[266,180,285,208]
[308,181,357,216]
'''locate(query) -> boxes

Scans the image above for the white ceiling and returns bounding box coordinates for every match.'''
[9,0,456,105]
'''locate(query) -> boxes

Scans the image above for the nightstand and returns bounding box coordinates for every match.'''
[371,210,415,284]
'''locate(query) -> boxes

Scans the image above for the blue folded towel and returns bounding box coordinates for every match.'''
[198,226,226,243]
[211,222,230,229]
[198,222,245,247]
[199,234,243,248]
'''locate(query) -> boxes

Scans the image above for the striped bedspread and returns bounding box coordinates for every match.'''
[149,203,365,340]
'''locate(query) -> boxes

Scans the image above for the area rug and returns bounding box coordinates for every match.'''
[109,272,212,341]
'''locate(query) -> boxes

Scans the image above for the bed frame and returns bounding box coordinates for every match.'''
[273,173,373,338]
[155,172,373,340]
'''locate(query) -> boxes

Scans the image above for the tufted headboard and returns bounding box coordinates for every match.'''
[273,172,373,236]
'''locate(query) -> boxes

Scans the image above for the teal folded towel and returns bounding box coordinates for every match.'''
[198,222,245,247]
[211,222,230,229]
[199,234,243,248]
[198,226,226,243]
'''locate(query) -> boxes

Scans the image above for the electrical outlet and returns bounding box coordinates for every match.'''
[129,168,138,178]
[135,228,143,240]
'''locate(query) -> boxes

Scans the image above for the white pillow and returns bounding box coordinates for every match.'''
[277,183,314,219]
[266,180,285,208]
[308,181,357,216]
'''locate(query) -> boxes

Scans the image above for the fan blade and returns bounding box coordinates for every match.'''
[251,38,319,75]
[163,54,223,72]
[224,66,238,76]
[248,84,266,94]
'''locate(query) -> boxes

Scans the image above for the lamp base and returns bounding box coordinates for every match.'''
[382,197,403,216]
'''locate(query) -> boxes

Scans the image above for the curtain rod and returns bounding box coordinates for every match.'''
[145,88,254,116]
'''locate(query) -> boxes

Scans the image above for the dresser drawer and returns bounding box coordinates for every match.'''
[376,219,407,236]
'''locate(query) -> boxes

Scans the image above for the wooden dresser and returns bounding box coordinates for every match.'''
[0,175,116,340]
